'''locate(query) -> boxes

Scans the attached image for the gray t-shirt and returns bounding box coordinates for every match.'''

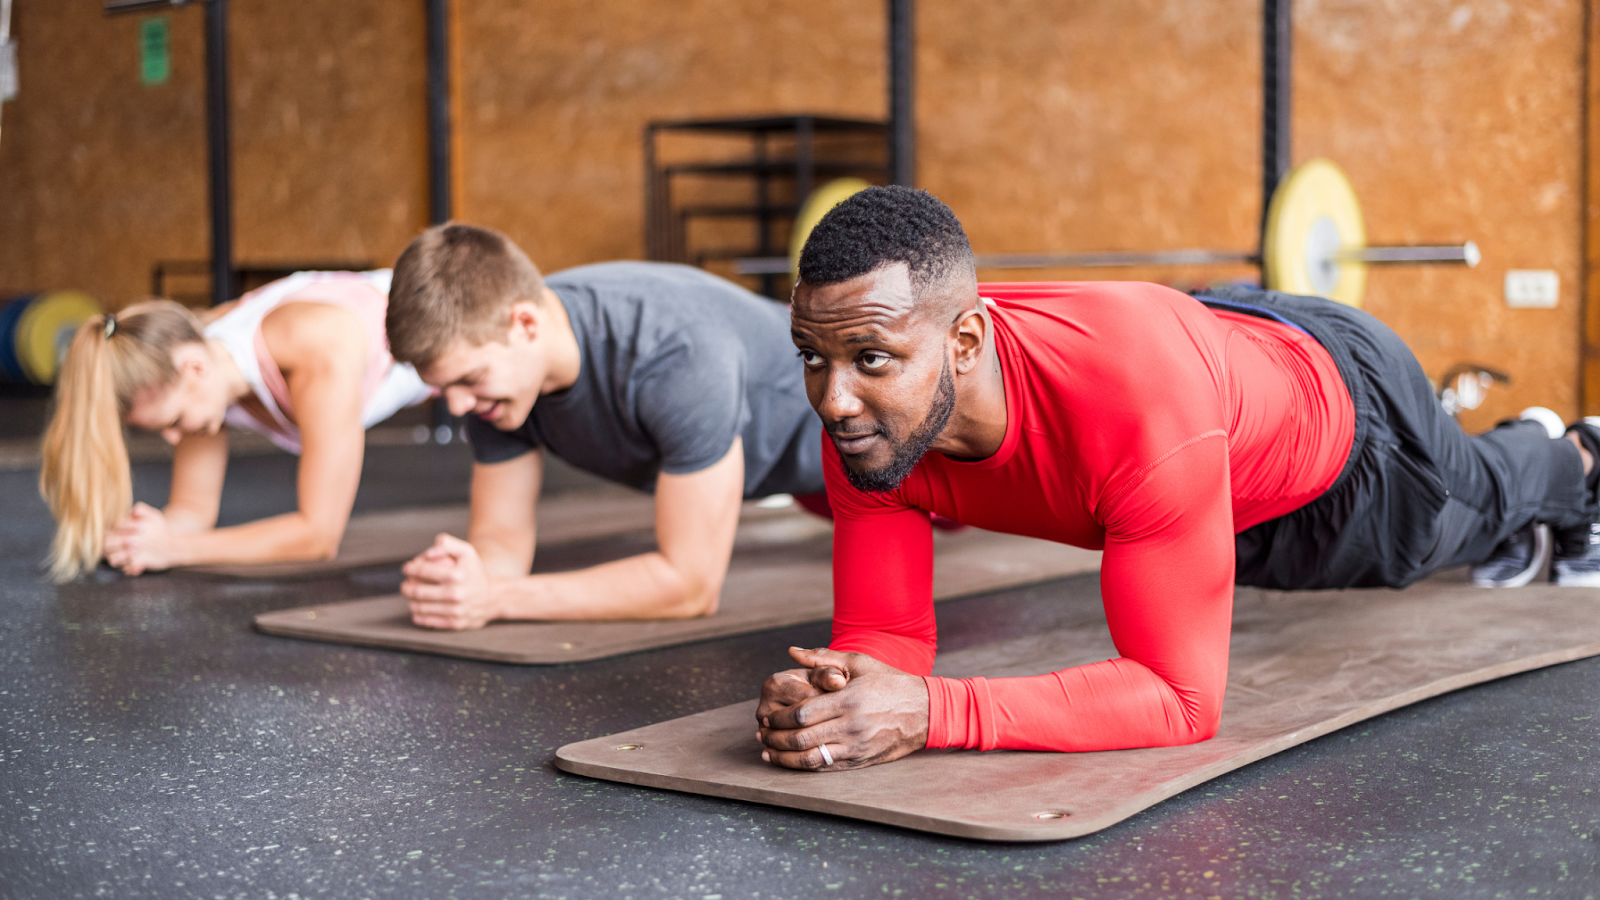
[467,261,825,498]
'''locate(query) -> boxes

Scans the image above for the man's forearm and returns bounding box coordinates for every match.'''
[162,504,218,535]
[472,535,535,581]
[489,551,719,621]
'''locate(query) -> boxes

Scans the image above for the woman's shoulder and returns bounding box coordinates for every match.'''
[258,301,368,373]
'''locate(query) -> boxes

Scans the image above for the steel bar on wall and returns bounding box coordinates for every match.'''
[1,0,13,148]
[1340,243,1480,265]
[975,250,1259,270]
[888,0,914,186]
[204,0,233,305]
[1261,0,1292,243]
[425,0,452,224]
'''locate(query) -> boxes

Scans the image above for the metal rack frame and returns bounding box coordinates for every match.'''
[644,115,888,297]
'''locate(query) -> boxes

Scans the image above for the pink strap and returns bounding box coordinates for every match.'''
[251,279,393,422]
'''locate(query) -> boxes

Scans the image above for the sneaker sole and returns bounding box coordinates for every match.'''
[1472,524,1552,588]
[1520,407,1566,440]
[1551,568,1600,588]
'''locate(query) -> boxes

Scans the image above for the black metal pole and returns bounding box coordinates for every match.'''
[204,0,233,305]
[643,124,659,260]
[424,0,461,441]
[425,0,452,224]
[888,0,914,186]
[1261,0,1291,241]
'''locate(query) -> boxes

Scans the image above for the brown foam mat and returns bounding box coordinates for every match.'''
[187,485,722,580]
[553,574,1600,841]
[253,525,1101,664]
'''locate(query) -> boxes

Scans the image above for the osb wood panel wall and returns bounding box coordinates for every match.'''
[0,0,428,310]
[1587,0,1600,417]
[228,1,429,274]
[1295,0,1586,430]
[918,0,1584,430]
[0,2,208,305]
[2,0,1589,425]
[922,0,1263,290]
[460,0,1586,426]
[453,0,885,273]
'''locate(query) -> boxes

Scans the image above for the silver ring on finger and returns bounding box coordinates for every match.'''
[818,743,834,767]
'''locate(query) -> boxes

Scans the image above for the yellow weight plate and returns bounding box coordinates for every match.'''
[1262,158,1367,307]
[18,290,102,384]
[789,177,873,276]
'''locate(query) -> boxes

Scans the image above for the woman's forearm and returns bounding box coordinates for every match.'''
[167,511,345,567]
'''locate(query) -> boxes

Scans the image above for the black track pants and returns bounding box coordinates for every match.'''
[1199,286,1593,590]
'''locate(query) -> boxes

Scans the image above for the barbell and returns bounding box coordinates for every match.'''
[736,158,1479,309]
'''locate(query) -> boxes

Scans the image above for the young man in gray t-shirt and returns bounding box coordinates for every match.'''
[383,223,827,627]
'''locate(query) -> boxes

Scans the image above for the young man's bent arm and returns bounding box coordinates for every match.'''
[403,438,745,627]
[468,451,541,579]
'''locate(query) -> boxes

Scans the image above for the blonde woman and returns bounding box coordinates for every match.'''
[39,270,434,581]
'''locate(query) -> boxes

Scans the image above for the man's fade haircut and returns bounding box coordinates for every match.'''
[386,222,546,369]
[796,185,976,301]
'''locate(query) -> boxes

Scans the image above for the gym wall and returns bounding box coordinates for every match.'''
[917,0,1584,432]
[923,0,1262,291]
[0,2,207,307]
[0,0,1587,427]
[1292,0,1583,433]
[451,0,884,270]
[0,0,427,310]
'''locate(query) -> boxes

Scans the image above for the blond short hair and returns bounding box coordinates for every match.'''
[386,223,546,369]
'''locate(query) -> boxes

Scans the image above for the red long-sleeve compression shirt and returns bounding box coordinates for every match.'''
[824,282,1355,753]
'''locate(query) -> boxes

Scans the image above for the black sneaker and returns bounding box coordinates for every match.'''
[1471,523,1551,587]
[1551,522,1600,587]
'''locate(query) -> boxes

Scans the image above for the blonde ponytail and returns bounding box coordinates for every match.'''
[39,301,206,581]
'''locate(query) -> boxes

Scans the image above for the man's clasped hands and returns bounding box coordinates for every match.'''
[755,646,931,772]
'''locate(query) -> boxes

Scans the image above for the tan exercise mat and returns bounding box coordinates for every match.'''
[554,574,1600,841]
[186,485,794,580]
[253,526,1102,663]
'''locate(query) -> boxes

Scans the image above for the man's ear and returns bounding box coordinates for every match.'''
[508,300,541,343]
[950,305,989,375]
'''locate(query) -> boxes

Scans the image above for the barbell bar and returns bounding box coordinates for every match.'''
[735,159,1480,309]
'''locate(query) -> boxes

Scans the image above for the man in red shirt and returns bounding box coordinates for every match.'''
[755,186,1600,771]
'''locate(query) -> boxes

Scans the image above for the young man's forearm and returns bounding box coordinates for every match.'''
[488,551,720,620]
[162,503,219,535]
[469,533,535,581]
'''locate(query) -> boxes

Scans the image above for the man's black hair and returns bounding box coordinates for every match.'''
[797,185,975,295]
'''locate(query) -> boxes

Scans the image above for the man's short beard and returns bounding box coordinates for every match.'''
[839,356,956,493]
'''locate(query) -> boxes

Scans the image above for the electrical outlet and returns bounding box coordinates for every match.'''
[1505,270,1558,308]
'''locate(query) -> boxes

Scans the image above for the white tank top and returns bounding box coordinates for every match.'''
[204,270,434,454]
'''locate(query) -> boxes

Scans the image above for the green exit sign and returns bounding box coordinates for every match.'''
[140,17,169,86]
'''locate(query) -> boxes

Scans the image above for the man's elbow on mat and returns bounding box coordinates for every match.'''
[1087,705,1222,753]
[294,525,344,562]
[652,553,726,618]
[642,588,720,619]
[1168,691,1223,747]
[666,581,721,618]
[1179,713,1222,746]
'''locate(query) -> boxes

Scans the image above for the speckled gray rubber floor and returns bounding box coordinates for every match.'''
[9,443,1600,898]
